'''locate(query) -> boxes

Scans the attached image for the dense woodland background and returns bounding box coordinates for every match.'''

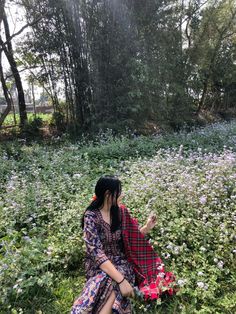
[0,0,236,137]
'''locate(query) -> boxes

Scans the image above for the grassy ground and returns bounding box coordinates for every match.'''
[2,113,52,126]
[0,119,236,313]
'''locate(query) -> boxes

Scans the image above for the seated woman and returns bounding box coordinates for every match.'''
[71,175,163,314]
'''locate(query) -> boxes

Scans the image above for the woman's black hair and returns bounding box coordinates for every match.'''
[81,175,122,233]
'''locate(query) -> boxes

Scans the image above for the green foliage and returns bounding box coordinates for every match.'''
[21,116,43,138]
[2,113,52,127]
[0,120,236,313]
[49,111,66,132]
[1,0,236,137]
[16,0,236,136]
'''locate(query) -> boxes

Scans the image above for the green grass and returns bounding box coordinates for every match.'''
[2,113,52,126]
[0,119,236,313]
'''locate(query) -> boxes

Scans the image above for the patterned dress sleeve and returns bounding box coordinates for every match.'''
[83,211,109,268]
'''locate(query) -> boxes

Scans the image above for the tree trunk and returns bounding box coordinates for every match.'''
[0,0,5,24]
[31,80,36,118]
[196,75,209,115]
[0,50,12,127]
[0,10,27,127]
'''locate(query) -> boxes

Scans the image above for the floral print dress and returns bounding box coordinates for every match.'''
[71,209,136,314]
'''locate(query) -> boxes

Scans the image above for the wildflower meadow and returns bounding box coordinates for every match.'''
[0,120,236,313]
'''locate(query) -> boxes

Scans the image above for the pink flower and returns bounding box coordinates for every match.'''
[168,288,174,295]
[149,282,156,289]
[150,292,158,300]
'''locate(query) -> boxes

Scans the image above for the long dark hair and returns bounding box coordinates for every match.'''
[81,175,122,233]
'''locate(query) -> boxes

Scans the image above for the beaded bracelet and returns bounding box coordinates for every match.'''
[117,277,125,285]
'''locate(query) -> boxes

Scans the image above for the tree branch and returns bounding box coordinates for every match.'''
[5,65,41,80]
[175,0,210,31]
[0,15,43,52]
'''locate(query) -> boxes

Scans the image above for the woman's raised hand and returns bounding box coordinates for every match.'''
[118,279,135,298]
[146,212,157,230]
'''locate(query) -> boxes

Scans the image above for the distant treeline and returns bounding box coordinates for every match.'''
[0,0,236,134]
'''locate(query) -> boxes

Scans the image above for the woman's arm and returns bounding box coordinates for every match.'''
[140,213,157,235]
[119,204,157,236]
[83,211,134,298]
[83,211,124,282]
[99,260,124,282]
[99,260,135,298]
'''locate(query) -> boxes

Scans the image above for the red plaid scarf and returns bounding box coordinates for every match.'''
[119,204,178,300]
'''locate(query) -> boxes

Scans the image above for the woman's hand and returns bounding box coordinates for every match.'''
[139,213,157,235]
[146,212,157,231]
[118,279,135,298]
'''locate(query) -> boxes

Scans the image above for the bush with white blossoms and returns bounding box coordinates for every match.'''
[0,120,236,313]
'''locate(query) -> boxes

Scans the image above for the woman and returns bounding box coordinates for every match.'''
[71,175,157,314]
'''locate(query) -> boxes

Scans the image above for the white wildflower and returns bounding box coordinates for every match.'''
[217,261,224,269]
[197,281,205,288]
[199,196,207,204]
[177,279,186,286]
[73,173,82,179]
